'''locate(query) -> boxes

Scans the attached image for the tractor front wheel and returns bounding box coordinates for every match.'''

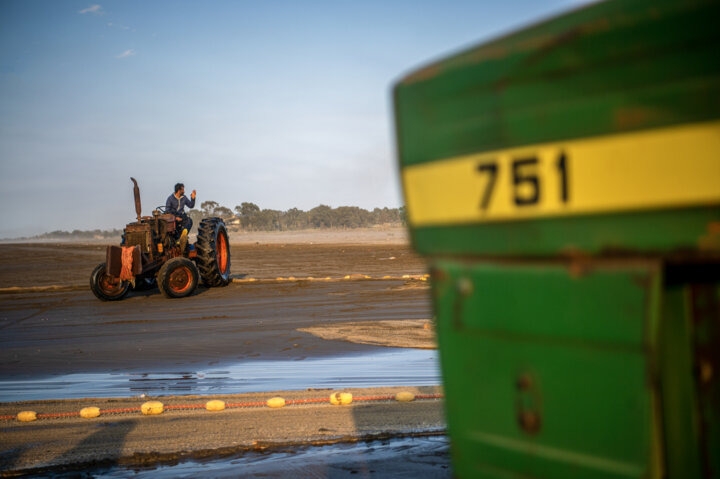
[157,257,199,299]
[90,263,130,301]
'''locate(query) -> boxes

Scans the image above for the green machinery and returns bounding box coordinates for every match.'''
[394,0,720,477]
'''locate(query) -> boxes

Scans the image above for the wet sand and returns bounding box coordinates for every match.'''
[0,348,440,402]
[0,240,429,378]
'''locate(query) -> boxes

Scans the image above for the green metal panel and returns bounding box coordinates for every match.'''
[659,283,720,478]
[659,286,702,479]
[692,285,720,477]
[432,260,662,478]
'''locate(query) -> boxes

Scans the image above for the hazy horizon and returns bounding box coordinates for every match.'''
[6,199,407,239]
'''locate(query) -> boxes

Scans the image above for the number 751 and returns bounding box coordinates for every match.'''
[477,152,569,210]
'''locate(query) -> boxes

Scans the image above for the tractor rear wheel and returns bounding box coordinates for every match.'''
[158,257,199,298]
[196,217,231,287]
[90,262,130,301]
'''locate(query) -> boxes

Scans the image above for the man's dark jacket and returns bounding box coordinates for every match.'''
[166,194,195,216]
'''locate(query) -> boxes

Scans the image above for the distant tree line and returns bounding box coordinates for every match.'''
[19,204,405,239]
[189,202,406,232]
[20,229,124,240]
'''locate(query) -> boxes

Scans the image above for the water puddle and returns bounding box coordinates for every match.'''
[0,349,440,402]
[50,435,451,478]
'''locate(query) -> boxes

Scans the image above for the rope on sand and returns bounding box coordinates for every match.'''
[2,392,444,422]
[0,275,430,294]
[233,274,429,284]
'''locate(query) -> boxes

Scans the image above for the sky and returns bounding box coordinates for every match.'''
[0,0,592,238]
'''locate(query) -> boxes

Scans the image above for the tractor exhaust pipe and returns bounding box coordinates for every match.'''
[130,177,142,222]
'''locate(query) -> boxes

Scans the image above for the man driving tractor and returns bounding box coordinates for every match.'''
[166,183,196,244]
[90,178,230,301]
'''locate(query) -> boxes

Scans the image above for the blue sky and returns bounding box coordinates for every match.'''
[0,0,590,237]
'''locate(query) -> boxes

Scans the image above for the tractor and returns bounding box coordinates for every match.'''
[90,178,231,300]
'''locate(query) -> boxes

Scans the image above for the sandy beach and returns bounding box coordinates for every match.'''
[0,231,429,378]
[0,230,445,475]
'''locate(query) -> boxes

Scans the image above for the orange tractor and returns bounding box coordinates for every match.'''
[90,178,231,300]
